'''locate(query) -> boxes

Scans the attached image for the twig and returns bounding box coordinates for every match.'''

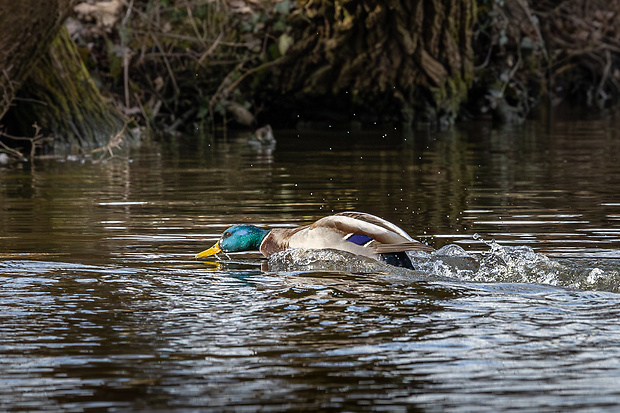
[121,0,134,26]
[198,30,224,66]
[0,138,25,160]
[0,123,53,159]
[150,33,180,99]
[91,119,131,159]
[133,92,151,129]
[121,0,135,108]
[185,1,207,49]
[132,29,229,44]
[1,67,18,116]
[500,53,522,95]
[11,97,48,105]
[596,49,612,108]
[225,57,284,94]
[208,60,246,119]
[517,0,549,63]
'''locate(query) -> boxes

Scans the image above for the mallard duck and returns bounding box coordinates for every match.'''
[195,212,433,269]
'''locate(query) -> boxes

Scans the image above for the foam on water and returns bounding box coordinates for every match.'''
[268,236,620,292]
[267,248,431,279]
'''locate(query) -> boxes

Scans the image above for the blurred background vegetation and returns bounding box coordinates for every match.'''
[2,0,620,155]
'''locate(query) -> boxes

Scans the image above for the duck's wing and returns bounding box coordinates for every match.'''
[309,212,434,253]
[309,212,411,242]
[308,212,434,254]
[262,212,434,260]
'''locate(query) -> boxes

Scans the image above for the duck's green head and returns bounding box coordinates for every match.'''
[195,225,269,259]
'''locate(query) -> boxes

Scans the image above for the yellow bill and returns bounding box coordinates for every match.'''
[195,241,222,259]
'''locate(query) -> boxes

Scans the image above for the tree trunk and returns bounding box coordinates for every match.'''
[266,0,476,125]
[0,0,75,120]
[8,26,135,154]
[1,0,135,156]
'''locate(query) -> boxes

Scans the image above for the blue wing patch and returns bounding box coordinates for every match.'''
[346,233,373,246]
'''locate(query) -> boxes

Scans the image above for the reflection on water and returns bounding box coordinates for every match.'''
[1,117,620,411]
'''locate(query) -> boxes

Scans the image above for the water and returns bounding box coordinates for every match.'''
[1,116,620,411]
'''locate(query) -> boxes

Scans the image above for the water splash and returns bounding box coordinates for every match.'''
[267,237,620,292]
[268,248,441,281]
[462,236,620,292]
[448,240,566,285]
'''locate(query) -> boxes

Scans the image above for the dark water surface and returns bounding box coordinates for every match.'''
[1,117,620,411]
